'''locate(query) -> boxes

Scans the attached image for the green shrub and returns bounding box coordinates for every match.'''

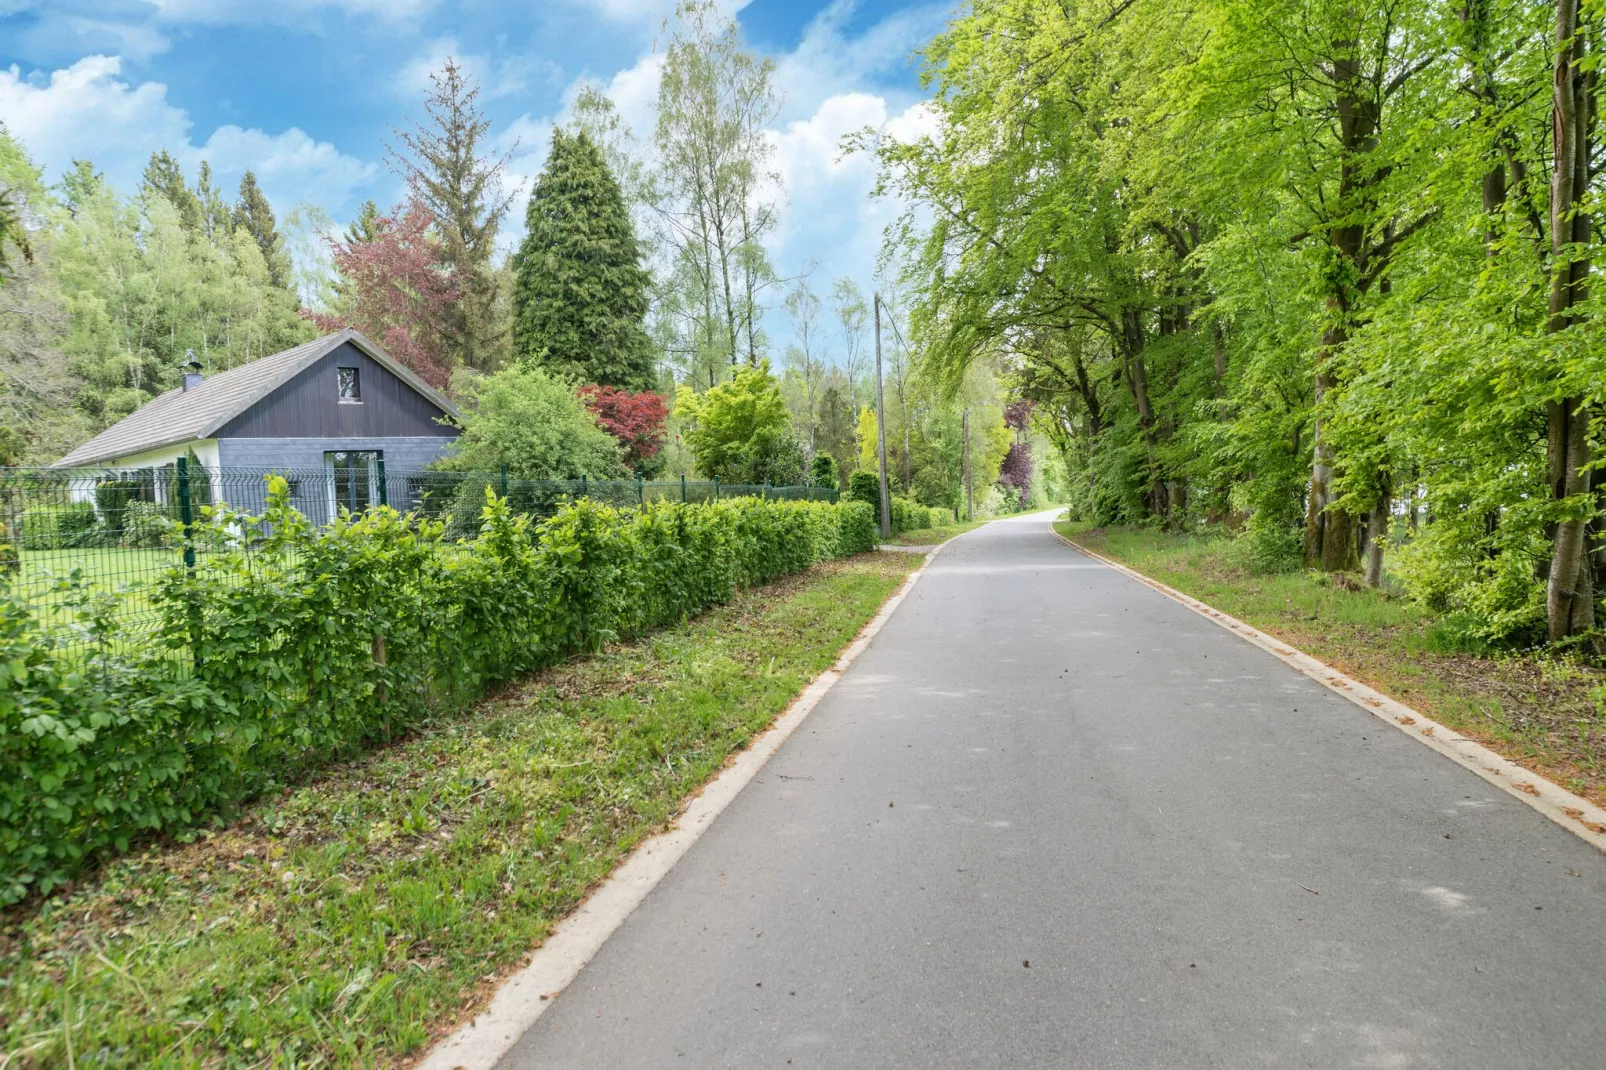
[848,470,879,508]
[94,479,145,535]
[18,502,98,550]
[811,451,838,490]
[0,483,877,905]
[122,501,177,548]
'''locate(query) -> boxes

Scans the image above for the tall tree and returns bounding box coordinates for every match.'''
[831,277,869,403]
[1543,0,1597,641]
[511,129,657,391]
[232,170,292,290]
[389,57,514,372]
[307,199,457,388]
[140,150,202,233]
[783,274,825,452]
[652,0,781,377]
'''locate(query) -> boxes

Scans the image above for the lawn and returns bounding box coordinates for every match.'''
[11,545,183,637]
[1054,521,1606,807]
[0,550,920,1070]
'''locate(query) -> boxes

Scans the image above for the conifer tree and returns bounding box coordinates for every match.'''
[141,150,202,232]
[388,58,512,372]
[344,200,384,245]
[232,170,292,290]
[511,129,657,391]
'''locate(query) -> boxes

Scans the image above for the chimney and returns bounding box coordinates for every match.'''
[181,350,204,392]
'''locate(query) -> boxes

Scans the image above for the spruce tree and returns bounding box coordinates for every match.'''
[388,58,512,371]
[511,129,656,391]
[232,170,292,290]
[344,200,384,245]
[141,150,202,233]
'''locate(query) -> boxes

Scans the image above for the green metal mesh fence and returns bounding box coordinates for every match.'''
[0,463,837,652]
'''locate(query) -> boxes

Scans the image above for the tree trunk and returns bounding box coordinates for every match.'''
[1304,36,1376,574]
[1363,499,1388,588]
[1120,308,1164,517]
[1305,324,1360,572]
[1210,321,1227,394]
[1545,0,1596,642]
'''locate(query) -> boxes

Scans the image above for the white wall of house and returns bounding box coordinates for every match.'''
[65,439,220,504]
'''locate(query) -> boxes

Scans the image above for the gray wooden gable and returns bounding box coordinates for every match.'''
[215,341,457,440]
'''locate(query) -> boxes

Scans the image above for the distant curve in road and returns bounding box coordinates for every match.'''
[499,511,1606,1069]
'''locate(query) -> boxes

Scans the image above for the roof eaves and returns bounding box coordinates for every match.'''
[52,430,203,469]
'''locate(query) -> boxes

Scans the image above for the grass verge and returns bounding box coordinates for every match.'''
[890,518,991,546]
[0,550,919,1069]
[1054,522,1606,808]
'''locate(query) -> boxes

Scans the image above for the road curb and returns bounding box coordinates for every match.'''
[413,545,944,1070]
[1051,527,1606,856]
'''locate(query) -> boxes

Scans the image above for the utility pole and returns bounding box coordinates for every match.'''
[873,293,891,538]
[962,406,973,521]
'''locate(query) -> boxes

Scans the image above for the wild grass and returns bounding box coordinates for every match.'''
[1055,522,1606,807]
[0,551,919,1069]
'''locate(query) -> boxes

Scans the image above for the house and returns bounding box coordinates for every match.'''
[51,328,462,522]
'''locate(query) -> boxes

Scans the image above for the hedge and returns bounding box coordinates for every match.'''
[18,502,98,550]
[0,482,877,905]
[845,472,953,536]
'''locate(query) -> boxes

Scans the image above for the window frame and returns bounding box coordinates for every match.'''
[336,366,362,404]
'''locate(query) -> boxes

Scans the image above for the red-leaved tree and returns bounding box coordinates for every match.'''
[304,199,457,389]
[579,386,668,473]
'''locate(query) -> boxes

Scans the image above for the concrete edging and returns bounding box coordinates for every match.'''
[413,541,948,1070]
[1051,527,1606,856]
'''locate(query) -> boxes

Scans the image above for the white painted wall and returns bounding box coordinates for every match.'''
[65,439,220,504]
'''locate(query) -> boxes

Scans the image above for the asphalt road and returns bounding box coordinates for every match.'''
[499,512,1606,1069]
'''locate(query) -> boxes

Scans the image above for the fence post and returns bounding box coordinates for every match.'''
[177,455,201,662]
[637,475,644,505]
[375,458,387,508]
[681,474,687,502]
[581,474,588,499]
[714,477,720,500]
[499,464,509,498]
[763,481,769,500]
[177,455,196,573]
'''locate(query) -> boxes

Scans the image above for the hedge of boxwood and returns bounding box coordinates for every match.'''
[0,481,878,905]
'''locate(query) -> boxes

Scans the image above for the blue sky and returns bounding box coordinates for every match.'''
[0,0,949,340]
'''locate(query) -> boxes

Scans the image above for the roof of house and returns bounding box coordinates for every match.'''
[52,329,462,468]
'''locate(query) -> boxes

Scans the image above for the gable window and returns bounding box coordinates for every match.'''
[337,366,361,402]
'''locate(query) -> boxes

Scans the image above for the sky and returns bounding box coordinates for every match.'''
[0,0,949,350]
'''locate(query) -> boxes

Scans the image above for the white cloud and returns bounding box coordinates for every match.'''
[0,55,377,211]
[563,0,748,26]
[149,0,438,24]
[772,0,945,123]
[199,125,378,211]
[768,92,929,280]
[397,35,563,103]
[0,56,192,184]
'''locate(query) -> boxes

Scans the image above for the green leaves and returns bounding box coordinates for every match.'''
[676,361,797,482]
[0,489,871,906]
[511,129,657,392]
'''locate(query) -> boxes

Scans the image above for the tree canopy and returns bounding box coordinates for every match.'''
[675,360,796,483]
[440,364,626,480]
[511,128,657,391]
[860,0,1606,645]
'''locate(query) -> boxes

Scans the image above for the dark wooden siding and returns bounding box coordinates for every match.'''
[214,342,457,439]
